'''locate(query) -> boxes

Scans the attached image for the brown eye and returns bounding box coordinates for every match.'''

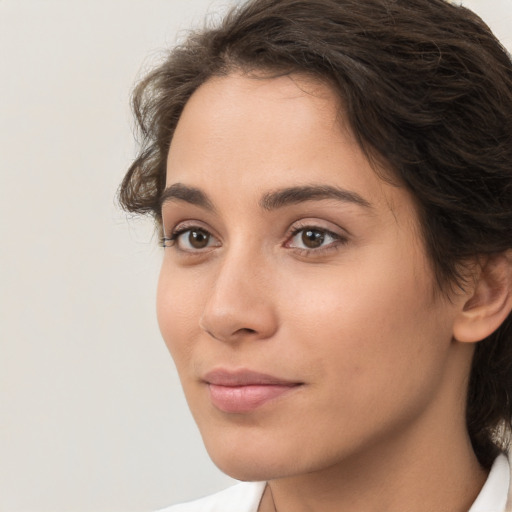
[167,226,220,252]
[287,226,342,253]
[301,229,325,248]
[188,229,210,249]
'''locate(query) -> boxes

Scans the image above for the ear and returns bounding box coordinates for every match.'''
[453,251,512,343]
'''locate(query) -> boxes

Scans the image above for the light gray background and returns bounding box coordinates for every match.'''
[1,1,510,511]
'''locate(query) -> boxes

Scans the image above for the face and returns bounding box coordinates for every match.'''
[157,73,465,481]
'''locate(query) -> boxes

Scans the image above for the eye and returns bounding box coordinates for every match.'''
[162,227,220,251]
[286,227,342,251]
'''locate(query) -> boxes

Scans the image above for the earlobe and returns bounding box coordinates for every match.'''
[453,251,512,343]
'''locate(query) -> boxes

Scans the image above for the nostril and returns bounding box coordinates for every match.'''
[202,326,257,341]
[199,297,278,341]
[237,328,257,335]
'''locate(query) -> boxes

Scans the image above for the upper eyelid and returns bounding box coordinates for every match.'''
[287,219,349,237]
[162,218,349,243]
[162,225,220,251]
[286,226,343,245]
[164,219,215,236]
[289,224,339,235]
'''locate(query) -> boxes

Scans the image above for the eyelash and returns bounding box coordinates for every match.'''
[160,223,347,255]
[160,225,215,250]
[285,225,346,256]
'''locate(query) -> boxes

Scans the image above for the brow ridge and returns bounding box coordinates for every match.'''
[160,183,371,213]
[260,185,372,210]
[160,183,214,211]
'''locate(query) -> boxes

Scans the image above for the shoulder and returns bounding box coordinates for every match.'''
[156,481,266,512]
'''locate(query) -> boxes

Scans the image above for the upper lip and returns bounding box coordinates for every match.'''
[203,369,302,386]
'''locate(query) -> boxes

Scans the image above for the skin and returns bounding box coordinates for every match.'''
[157,73,486,511]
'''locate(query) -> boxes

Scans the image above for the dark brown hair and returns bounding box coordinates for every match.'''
[119,0,512,469]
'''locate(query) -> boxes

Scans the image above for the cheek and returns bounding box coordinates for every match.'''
[156,265,202,364]
[278,248,450,405]
[281,252,429,341]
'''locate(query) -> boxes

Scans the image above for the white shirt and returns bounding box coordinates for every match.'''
[160,454,511,512]
[469,454,510,512]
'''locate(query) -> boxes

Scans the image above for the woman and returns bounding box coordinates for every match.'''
[119,0,512,510]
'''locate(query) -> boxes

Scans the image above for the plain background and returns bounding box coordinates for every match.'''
[1,1,510,511]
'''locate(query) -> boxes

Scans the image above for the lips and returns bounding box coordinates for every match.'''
[203,369,303,413]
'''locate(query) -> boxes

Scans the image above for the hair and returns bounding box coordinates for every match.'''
[119,0,512,469]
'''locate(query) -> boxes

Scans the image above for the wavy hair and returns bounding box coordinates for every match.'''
[119,0,512,469]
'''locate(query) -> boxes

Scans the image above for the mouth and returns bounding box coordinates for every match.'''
[203,369,303,413]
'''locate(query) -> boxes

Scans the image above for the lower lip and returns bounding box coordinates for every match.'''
[208,383,300,413]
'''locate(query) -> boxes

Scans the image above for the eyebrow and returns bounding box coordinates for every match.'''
[259,185,372,210]
[160,183,215,211]
[159,183,372,212]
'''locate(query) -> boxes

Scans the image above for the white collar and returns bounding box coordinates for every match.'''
[468,454,510,512]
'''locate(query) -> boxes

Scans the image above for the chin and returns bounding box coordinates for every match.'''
[203,437,300,482]
[213,455,293,482]
[203,431,347,483]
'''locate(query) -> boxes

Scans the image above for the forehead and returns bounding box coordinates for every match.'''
[166,72,411,219]
[168,73,343,169]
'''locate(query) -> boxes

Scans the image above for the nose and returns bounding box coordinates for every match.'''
[199,249,278,343]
